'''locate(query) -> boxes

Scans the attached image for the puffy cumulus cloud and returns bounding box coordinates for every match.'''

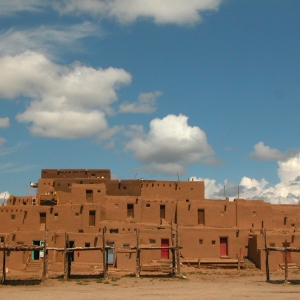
[0,117,9,128]
[0,137,6,147]
[119,91,161,114]
[0,191,10,205]
[190,154,300,204]
[0,22,104,58]
[125,114,218,175]
[0,51,132,138]
[249,141,299,161]
[54,0,223,25]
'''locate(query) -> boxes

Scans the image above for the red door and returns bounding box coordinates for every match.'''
[220,237,228,257]
[161,238,169,259]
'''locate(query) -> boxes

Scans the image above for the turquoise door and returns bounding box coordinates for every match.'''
[106,243,114,264]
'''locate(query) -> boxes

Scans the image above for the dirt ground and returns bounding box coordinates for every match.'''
[1,268,300,300]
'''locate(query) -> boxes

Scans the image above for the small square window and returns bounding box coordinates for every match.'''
[212,240,216,245]
[123,243,130,249]
[75,212,79,216]
[11,215,15,220]
[199,239,203,244]
[54,213,58,218]
[253,211,257,216]
[85,243,90,248]
[269,243,275,247]
[146,203,150,208]
[149,239,156,244]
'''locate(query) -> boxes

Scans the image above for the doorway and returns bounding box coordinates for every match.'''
[220,237,228,257]
[106,243,115,264]
[32,240,44,260]
[161,238,169,259]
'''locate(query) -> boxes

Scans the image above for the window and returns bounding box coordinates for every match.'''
[40,212,46,230]
[198,209,205,225]
[89,210,96,226]
[146,203,150,208]
[75,212,79,216]
[123,243,130,249]
[149,239,156,244]
[11,215,16,220]
[110,229,119,234]
[199,239,203,244]
[0,237,4,243]
[212,240,216,245]
[127,204,134,218]
[85,243,90,248]
[269,243,275,247]
[253,211,257,216]
[54,213,58,218]
[160,205,166,219]
[284,217,287,225]
[86,190,93,203]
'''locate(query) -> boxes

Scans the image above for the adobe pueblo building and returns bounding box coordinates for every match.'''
[1,168,300,274]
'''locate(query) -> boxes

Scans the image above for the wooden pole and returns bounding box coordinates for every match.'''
[2,250,6,284]
[63,232,68,280]
[136,228,140,278]
[263,228,270,282]
[171,220,176,276]
[285,239,288,284]
[42,228,48,280]
[102,227,107,279]
[176,223,180,276]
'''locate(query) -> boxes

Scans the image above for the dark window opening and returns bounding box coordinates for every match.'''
[89,210,96,226]
[198,209,205,225]
[86,190,93,203]
[160,205,166,219]
[123,243,130,249]
[85,243,90,248]
[199,239,203,244]
[146,203,150,207]
[110,229,119,234]
[127,204,134,218]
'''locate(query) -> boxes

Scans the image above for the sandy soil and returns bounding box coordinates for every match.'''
[1,268,300,300]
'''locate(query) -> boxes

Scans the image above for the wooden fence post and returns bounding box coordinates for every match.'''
[136,229,140,278]
[176,223,180,276]
[102,227,107,279]
[63,232,68,280]
[42,228,48,280]
[285,239,288,284]
[263,228,270,282]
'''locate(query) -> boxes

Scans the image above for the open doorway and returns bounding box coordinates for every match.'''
[32,240,44,260]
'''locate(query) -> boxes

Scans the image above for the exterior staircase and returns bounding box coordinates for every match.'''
[25,260,42,272]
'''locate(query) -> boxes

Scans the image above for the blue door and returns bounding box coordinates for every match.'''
[106,243,114,264]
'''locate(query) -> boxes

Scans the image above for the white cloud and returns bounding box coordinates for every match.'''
[0,137,6,147]
[0,51,132,138]
[0,191,10,205]
[0,0,45,15]
[190,153,300,204]
[249,141,299,161]
[125,114,218,175]
[0,117,9,128]
[0,22,104,58]
[119,91,161,114]
[54,0,223,25]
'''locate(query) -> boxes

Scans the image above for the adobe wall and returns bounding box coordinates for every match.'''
[271,205,300,229]
[248,232,300,271]
[235,199,273,230]
[179,227,249,259]
[177,199,236,228]
[41,169,111,179]
[140,180,204,201]
[105,180,142,196]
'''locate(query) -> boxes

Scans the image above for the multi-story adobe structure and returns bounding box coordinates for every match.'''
[1,168,300,273]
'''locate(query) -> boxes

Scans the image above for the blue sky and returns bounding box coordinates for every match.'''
[0,0,300,204]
